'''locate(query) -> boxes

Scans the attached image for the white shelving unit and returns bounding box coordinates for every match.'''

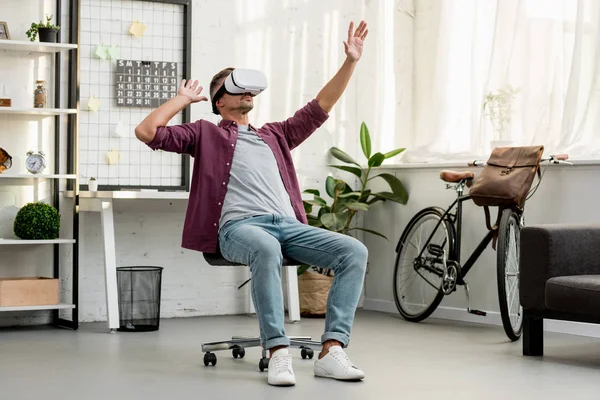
[0,174,77,179]
[0,39,77,53]
[0,4,79,329]
[0,107,77,116]
[0,239,76,245]
[0,304,75,312]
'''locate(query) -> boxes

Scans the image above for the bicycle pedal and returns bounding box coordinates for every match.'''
[427,243,444,257]
[468,309,487,317]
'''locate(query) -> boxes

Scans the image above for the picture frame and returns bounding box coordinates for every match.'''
[0,21,10,40]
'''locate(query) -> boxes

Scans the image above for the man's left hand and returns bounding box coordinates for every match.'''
[344,21,368,62]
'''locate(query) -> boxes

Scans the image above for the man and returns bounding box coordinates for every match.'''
[135,21,369,386]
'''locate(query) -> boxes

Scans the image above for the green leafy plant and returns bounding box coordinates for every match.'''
[299,122,408,275]
[26,14,60,42]
[483,84,520,141]
[13,202,61,240]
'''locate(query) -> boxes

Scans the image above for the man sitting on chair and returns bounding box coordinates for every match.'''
[135,21,369,386]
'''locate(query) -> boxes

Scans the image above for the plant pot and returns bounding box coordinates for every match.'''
[88,180,98,192]
[298,271,333,317]
[38,28,58,43]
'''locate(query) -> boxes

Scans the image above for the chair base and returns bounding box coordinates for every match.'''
[202,335,322,371]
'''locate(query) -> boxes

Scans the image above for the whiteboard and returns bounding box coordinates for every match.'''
[78,0,189,190]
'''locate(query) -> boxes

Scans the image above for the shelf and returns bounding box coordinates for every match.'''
[0,107,77,116]
[0,174,77,179]
[0,239,76,245]
[0,303,75,312]
[0,40,77,53]
[64,190,189,200]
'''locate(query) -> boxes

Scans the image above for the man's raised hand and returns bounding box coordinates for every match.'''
[344,20,368,62]
[178,79,208,103]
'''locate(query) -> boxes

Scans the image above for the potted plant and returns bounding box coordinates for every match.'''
[26,14,60,43]
[13,202,61,240]
[483,84,520,150]
[88,177,98,192]
[297,122,409,316]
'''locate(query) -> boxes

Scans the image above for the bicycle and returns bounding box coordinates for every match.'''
[392,153,571,341]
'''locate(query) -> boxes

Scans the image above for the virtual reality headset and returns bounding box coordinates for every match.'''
[212,68,267,114]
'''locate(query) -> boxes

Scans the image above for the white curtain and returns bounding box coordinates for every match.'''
[405,0,600,163]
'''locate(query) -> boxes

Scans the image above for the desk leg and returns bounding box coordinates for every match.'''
[101,200,120,331]
[285,265,300,322]
[247,270,256,315]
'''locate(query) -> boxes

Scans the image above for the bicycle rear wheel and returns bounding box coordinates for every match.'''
[497,208,523,341]
[393,207,455,322]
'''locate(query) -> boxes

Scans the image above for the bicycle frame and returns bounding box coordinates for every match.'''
[412,153,570,289]
[415,182,496,286]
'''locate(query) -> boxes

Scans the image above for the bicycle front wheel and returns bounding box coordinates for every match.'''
[497,208,523,341]
[393,207,455,322]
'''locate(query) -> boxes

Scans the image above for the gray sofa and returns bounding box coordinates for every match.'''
[520,224,600,356]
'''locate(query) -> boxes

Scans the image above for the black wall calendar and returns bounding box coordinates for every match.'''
[116,59,179,107]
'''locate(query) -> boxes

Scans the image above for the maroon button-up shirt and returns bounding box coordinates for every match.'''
[146,99,329,253]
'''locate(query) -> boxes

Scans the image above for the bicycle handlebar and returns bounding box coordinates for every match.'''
[467,154,571,167]
[553,154,569,161]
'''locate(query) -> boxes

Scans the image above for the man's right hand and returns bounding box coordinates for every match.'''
[135,79,207,143]
[178,79,209,103]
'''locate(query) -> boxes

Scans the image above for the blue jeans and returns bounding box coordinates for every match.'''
[218,215,368,350]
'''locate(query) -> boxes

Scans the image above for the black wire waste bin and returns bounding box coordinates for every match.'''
[116,266,164,332]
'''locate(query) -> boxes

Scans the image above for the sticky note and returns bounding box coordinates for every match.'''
[95,44,108,59]
[106,149,120,165]
[129,21,146,38]
[87,95,100,111]
[108,44,120,60]
[113,121,127,138]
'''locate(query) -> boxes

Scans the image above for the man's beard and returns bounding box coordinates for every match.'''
[236,100,254,115]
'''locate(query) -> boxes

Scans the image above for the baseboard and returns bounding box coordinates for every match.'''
[362,298,600,339]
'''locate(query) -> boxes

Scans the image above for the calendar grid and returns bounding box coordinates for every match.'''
[79,0,188,189]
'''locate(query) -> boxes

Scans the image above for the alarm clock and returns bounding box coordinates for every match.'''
[25,150,46,174]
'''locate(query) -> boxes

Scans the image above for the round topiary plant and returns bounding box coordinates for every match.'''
[13,202,61,240]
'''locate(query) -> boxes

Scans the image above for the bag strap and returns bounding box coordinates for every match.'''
[484,206,502,251]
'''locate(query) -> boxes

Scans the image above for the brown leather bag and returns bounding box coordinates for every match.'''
[469,145,544,232]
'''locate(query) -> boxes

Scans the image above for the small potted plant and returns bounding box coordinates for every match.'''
[13,202,61,240]
[88,177,98,192]
[26,14,60,43]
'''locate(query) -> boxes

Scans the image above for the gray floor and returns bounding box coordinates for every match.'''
[0,310,599,399]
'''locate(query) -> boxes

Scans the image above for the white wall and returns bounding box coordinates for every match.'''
[0,0,416,325]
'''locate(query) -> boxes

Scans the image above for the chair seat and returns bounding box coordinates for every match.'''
[546,275,600,316]
[203,250,302,267]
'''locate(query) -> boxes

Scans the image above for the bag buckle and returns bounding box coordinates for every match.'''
[500,167,512,175]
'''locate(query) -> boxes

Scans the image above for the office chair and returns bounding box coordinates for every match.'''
[201,250,322,371]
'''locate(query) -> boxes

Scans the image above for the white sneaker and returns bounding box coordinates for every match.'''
[268,348,296,386]
[314,346,365,381]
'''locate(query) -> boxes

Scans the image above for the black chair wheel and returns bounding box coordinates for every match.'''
[203,352,217,366]
[232,347,246,359]
[259,357,269,372]
[301,348,314,359]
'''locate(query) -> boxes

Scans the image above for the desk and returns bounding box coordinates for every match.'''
[67,191,301,331]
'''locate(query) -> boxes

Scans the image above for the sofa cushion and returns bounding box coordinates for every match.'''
[545,275,600,316]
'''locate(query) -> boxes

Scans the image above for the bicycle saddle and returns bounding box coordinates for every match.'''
[439,170,475,183]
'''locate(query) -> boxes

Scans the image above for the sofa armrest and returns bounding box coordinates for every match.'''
[520,224,600,311]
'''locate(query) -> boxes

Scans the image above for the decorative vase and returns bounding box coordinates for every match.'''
[33,80,47,108]
[88,179,98,192]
